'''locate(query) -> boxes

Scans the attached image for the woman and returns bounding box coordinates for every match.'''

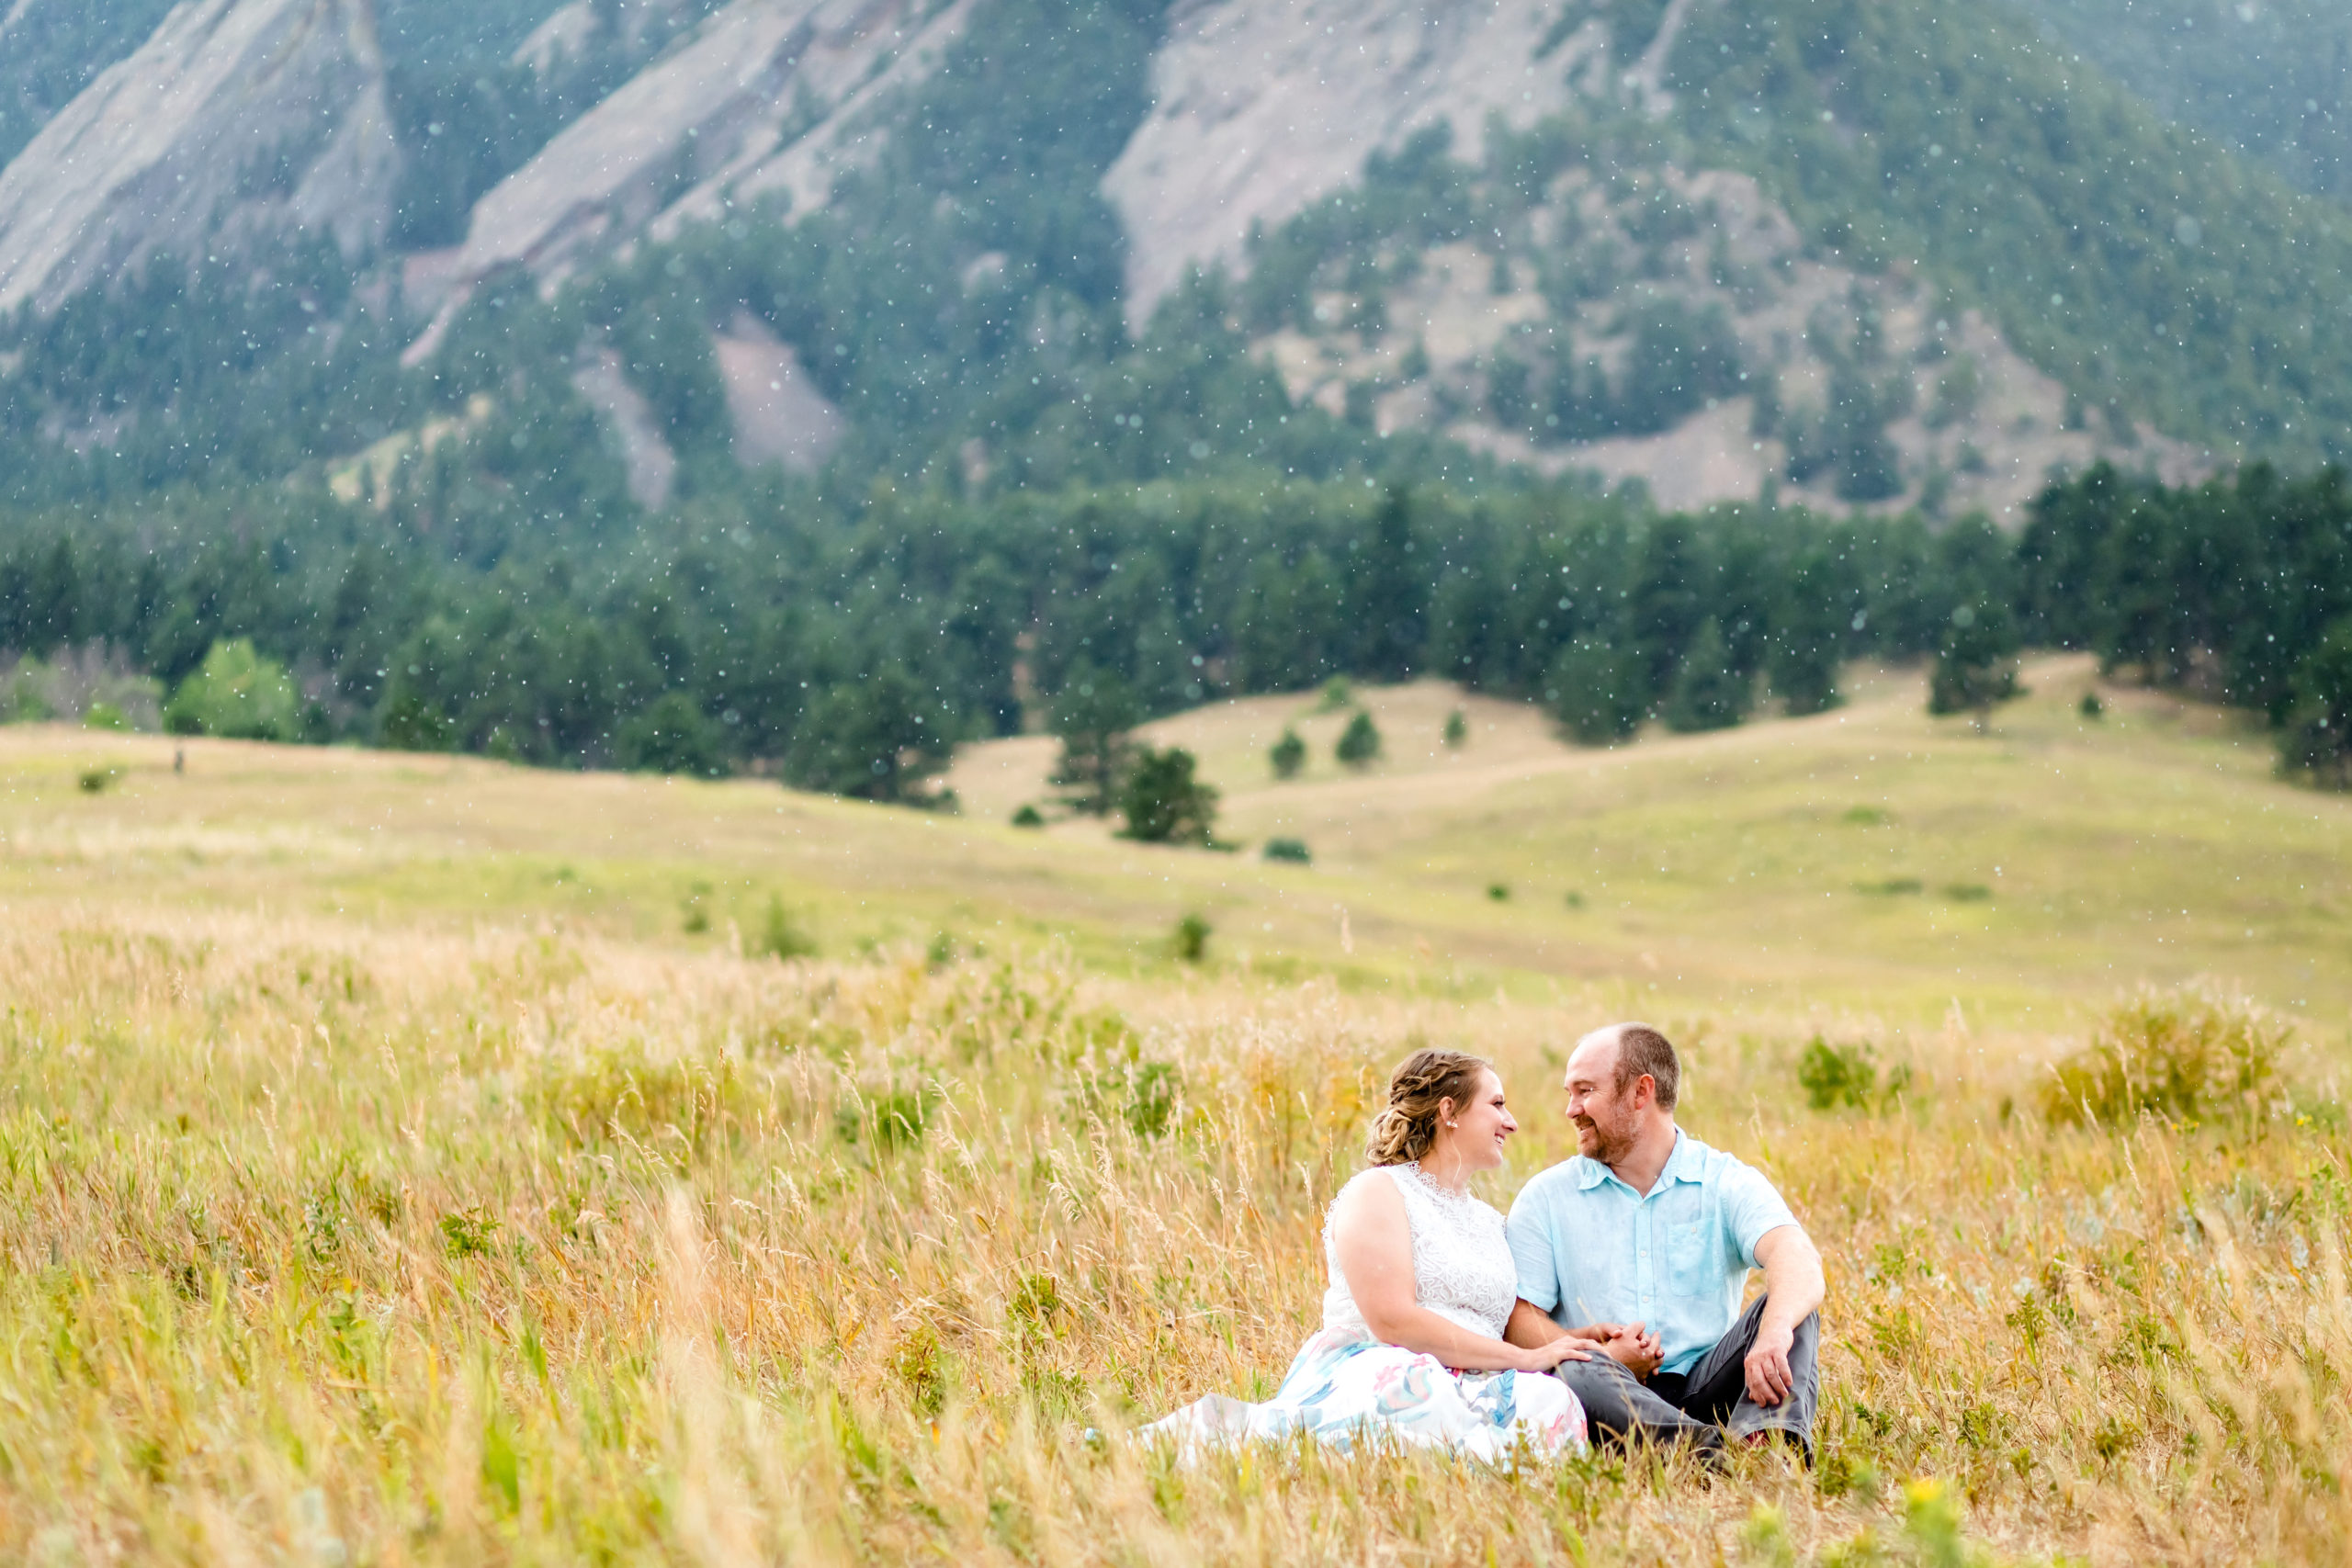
[1147,1048,1621,1459]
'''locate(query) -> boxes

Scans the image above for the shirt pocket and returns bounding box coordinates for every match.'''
[1664,1198,1717,1298]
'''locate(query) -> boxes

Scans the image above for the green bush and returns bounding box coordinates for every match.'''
[1443,707,1468,748]
[1269,728,1307,779]
[1123,1060,1181,1139]
[836,1088,931,1151]
[163,639,301,741]
[1172,912,1211,963]
[1334,710,1382,769]
[1011,803,1046,828]
[754,896,818,961]
[1797,1037,1879,1111]
[1261,837,1312,863]
[1119,746,1218,846]
[2041,989,2290,1127]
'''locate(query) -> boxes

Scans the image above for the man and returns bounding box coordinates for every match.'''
[1504,1022,1825,1455]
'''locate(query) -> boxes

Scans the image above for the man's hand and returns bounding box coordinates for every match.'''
[1744,1319,1796,1406]
[1601,1323,1662,1379]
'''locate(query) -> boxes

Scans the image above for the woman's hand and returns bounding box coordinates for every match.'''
[1512,1335,1596,1373]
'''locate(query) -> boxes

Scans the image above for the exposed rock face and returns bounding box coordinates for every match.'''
[714,310,845,472]
[1103,0,1601,326]
[0,0,398,315]
[406,0,970,361]
[571,349,678,510]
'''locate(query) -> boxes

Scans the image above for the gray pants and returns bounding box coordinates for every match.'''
[1550,1294,1819,1457]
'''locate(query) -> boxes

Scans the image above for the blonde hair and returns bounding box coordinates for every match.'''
[1365,1048,1490,1167]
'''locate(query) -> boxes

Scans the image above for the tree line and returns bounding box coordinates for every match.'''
[9,457,2344,804]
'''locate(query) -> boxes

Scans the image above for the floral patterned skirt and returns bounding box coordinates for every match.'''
[1143,1327,1587,1461]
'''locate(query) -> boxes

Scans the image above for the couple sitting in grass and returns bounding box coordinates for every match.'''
[1148,1025,1825,1461]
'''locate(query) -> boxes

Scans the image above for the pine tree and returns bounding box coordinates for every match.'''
[782,665,953,803]
[2278,616,2352,789]
[1547,638,1647,746]
[1928,603,2022,726]
[1664,618,1751,733]
[1353,484,1428,680]
[1048,665,1142,815]
[1118,747,1218,845]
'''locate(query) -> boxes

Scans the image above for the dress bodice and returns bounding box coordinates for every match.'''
[1320,1163,1519,1342]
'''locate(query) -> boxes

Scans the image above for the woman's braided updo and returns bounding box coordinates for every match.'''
[1364,1047,1491,1167]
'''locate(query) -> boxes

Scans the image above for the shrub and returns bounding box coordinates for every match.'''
[1443,707,1468,748]
[378,685,458,751]
[83,702,130,731]
[2079,691,2106,720]
[1316,677,1353,713]
[1119,746,1218,845]
[1269,728,1306,779]
[617,693,728,777]
[1012,803,1046,828]
[836,1088,931,1151]
[1172,912,1211,963]
[1335,710,1382,769]
[1261,837,1312,863]
[755,896,818,960]
[1487,883,1510,901]
[2041,989,2290,1127]
[2278,616,2352,789]
[1797,1037,1878,1111]
[77,767,116,795]
[164,639,301,741]
[439,1207,500,1258]
[1123,1060,1181,1139]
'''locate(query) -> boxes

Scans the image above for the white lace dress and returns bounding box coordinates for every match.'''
[1144,1163,1586,1459]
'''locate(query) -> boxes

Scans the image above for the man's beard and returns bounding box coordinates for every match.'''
[1575,1116,1628,1164]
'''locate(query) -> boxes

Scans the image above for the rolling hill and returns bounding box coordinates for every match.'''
[9,656,2345,1023]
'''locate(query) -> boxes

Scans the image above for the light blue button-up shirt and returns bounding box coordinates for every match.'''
[1507,1131,1798,1376]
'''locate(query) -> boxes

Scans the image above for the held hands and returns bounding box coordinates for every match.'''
[1745,1320,1797,1407]
[1596,1322,1662,1379]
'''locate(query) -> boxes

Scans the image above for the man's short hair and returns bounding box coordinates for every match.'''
[1611,1023,1679,1110]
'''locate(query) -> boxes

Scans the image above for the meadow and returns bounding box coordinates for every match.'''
[0,660,2346,1564]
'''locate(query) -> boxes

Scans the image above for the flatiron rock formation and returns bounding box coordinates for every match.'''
[1103,0,1602,325]
[406,0,971,361]
[0,0,398,315]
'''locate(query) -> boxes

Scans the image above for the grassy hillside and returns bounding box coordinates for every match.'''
[0,668,2346,1562]
[10,656,2346,1020]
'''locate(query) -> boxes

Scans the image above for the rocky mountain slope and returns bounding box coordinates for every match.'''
[403,0,972,359]
[0,0,397,315]
[0,0,2346,522]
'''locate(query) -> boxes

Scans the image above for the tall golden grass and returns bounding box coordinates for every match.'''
[0,906,2343,1564]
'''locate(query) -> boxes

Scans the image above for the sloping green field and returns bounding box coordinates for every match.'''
[12,656,2343,1029]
